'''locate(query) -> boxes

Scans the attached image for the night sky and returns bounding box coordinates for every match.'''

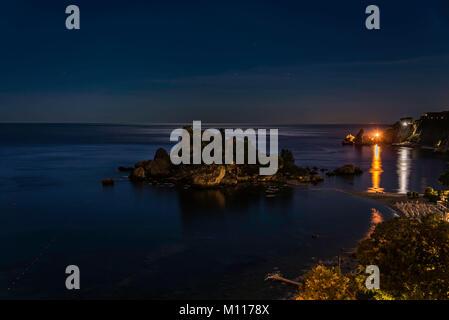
[1,0,449,124]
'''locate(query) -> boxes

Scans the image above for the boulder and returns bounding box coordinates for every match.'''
[130,167,146,181]
[138,148,171,178]
[354,129,364,145]
[102,178,115,186]
[327,164,363,176]
[147,158,170,177]
[192,165,226,187]
[134,160,151,168]
[154,148,170,162]
[342,134,355,145]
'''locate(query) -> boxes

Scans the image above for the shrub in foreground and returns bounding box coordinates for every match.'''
[295,213,449,300]
[356,213,449,299]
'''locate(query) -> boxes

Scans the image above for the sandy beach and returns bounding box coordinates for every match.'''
[342,190,409,210]
[342,190,445,218]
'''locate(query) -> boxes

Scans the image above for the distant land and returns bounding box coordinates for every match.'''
[343,110,449,153]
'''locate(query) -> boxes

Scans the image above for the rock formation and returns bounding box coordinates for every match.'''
[326,164,363,176]
[102,178,115,186]
[126,130,323,188]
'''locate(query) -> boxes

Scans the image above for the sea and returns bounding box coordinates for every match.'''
[0,123,448,299]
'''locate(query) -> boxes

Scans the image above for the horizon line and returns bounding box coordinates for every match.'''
[0,121,393,126]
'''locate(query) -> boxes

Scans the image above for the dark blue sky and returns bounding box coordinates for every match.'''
[1,0,449,124]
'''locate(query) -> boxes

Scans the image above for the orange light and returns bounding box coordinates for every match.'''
[368,145,384,193]
[375,132,380,137]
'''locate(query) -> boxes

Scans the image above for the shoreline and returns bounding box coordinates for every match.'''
[341,190,408,213]
[340,189,448,220]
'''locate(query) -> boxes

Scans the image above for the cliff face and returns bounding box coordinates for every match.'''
[383,111,449,152]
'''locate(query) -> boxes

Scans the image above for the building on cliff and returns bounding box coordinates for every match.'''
[420,111,449,121]
[400,117,414,126]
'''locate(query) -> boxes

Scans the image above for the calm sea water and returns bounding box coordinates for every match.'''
[0,123,447,299]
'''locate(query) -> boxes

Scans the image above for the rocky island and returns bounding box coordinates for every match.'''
[125,127,324,188]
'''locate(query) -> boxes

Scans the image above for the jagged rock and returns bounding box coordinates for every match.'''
[342,134,355,145]
[146,148,171,177]
[130,167,146,181]
[280,149,295,168]
[383,120,417,145]
[154,147,170,162]
[147,158,170,177]
[354,129,364,145]
[345,128,376,146]
[135,160,151,168]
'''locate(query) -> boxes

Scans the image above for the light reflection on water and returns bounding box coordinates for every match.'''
[367,145,413,194]
[368,145,384,193]
[397,147,411,194]
[364,208,384,239]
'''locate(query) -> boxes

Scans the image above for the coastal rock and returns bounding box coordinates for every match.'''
[102,178,115,186]
[343,128,376,146]
[118,166,133,172]
[154,147,170,162]
[148,158,170,177]
[342,134,355,145]
[192,165,226,187]
[135,160,151,168]
[354,129,364,145]
[327,164,363,176]
[146,148,171,177]
[280,149,295,168]
[130,167,146,181]
[383,120,417,145]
